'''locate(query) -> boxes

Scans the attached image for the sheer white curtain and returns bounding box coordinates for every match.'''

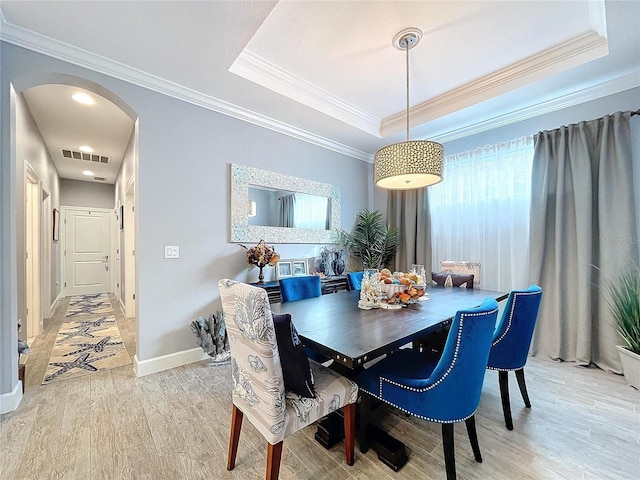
[430,136,534,291]
[293,193,329,230]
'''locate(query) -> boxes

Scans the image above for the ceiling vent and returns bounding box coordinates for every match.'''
[94,177,107,182]
[61,149,109,164]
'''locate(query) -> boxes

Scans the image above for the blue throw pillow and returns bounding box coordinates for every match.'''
[272,313,315,398]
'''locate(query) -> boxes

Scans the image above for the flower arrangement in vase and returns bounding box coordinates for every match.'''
[241,239,280,284]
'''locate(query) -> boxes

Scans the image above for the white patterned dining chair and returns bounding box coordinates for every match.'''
[218,279,358,480]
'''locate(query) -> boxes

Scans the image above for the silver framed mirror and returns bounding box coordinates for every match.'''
[230,164,341,244]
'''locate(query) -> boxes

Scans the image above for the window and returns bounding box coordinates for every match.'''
[429,136,534,291]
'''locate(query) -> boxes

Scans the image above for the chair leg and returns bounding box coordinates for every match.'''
[358,392,372,454]
[266,441,283,480]
[343,403,356,466]
[464,416,482,462]
[515,368,531,408]
[498,370,513,430]
[227,405,243,471]
[442,423,457,480]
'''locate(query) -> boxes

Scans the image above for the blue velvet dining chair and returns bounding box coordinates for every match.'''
[279,275,322,303]
[346,271,364,291]
[279,275,326,362]
[486,284,543,430]
[356,298,499,480]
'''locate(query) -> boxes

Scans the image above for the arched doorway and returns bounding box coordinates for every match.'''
[13,74,139,392]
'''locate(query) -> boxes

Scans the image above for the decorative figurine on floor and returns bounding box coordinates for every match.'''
[190,311,230,365]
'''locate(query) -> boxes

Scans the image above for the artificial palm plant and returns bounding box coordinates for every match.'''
[608,266,640,355]
[338,209,400,269]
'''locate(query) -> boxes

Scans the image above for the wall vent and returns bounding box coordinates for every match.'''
[94,177,107,182]
[61,149,109,164]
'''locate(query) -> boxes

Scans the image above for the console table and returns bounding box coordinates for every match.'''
[251,275,349,303]
[249,281,282,303]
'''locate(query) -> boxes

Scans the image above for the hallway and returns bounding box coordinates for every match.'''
[22,295,136,390]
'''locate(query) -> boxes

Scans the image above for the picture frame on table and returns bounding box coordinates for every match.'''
[292,259,308,276]
[276,261,293,279]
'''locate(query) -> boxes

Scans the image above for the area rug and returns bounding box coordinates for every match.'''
[43,295,130,384]
[65,293,113,317]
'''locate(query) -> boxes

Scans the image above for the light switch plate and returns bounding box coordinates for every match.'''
[164,245,180,259]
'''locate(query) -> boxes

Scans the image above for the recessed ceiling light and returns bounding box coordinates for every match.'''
[72,92,94,105]
[79,145,94,153]
[82,170,94,176]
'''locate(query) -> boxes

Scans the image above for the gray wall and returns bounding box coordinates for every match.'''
[15,90,61,335]
[1,41,372,389]
[443,88,640,156]
[2,38,637,400]
[60,178,115,209]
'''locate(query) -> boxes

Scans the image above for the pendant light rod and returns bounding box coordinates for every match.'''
[374,27,444,190]
[406,41,410,142]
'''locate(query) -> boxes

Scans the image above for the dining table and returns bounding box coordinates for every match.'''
[270,285,508,471]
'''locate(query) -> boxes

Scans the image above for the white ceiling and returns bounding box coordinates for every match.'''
[1,0,639,184]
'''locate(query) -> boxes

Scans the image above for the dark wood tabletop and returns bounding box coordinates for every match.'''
[270,286,508,369]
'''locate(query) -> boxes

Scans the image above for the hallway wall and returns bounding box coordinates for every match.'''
[60,178,115,209]
[1,42,371,401]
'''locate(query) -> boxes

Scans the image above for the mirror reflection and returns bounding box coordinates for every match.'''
[248,186,332,230]
[230,163,340,244]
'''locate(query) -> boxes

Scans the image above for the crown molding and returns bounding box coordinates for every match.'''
[381,31,609,136]
[429,71,640,144]
[1,14,633,165]
[0,17,372,162]
[230,50,381,136]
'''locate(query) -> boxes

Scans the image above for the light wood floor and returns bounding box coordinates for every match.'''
[2,297,639,480]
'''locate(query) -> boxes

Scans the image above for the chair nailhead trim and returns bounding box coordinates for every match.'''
[361,387,475,424]
[370,306,497,423]
[492,290,540,346]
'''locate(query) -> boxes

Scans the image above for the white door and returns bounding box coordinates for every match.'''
[64,207,111,296]
[26,180,42,339]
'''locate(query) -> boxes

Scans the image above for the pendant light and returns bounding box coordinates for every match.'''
[374,28,444,190]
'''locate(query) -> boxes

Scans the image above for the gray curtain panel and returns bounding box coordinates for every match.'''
[386,189,432,273]
[529,111,639,372]
[279,194,295,227]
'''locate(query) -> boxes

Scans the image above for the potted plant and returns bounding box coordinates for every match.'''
[608,266,640,389]
[338,209,399,269]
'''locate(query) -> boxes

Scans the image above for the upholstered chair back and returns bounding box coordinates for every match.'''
[487,285,543,371]
[346,271,364,291]
[440,261,481,289]
[383,298,498,422]
[279,275,322,302]
[218,280,287,444]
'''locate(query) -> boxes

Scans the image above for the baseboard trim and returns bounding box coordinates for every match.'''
[0,381,23,414]
[133,347,209,377]
[50,291,63,316]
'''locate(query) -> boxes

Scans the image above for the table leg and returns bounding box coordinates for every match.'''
[314,394,408,471]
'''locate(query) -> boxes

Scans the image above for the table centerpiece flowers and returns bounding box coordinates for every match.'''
[241,239,280,284]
